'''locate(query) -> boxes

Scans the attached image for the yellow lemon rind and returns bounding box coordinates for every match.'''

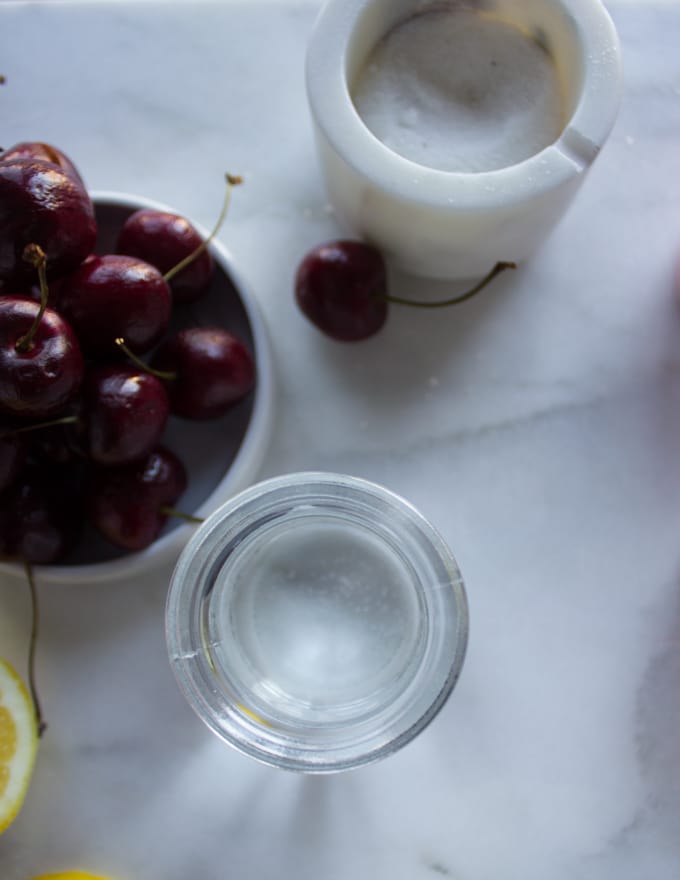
[0,658,38,835]
[31,873,114,880]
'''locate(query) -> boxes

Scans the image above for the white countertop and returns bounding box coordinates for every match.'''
[1,1,680,878]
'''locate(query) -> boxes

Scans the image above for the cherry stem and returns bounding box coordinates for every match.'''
[163,173,243,284]
[160,506,204,524]
[114,337,177,381]
[0,414,79,440]
[382,261,517,309]
[16,244,49,353]
[23,560,47,738]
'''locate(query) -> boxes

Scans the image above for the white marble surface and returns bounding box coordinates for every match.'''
[1,0,680,877]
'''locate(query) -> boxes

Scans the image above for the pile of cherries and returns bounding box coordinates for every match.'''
[0,142,255,565]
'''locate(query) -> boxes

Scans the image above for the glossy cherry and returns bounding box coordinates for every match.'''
[0,158,96,290]
[58,254,172,357]
[295,240,388,341]
[89,445,188,551]
[0,141,86,188]
[83,365,170,465]
[295,240,517,341]
[0,295,84,419]
[149,327,255,420]
[116,209,215,303]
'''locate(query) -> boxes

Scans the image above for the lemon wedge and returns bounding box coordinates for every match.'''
[0,658,38,834]
[31,874,113,880]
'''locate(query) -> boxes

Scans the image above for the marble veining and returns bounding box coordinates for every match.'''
[1,1,680,878]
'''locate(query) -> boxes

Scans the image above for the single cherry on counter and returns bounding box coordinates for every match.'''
[295,239,516,341]
[295,240,389,341]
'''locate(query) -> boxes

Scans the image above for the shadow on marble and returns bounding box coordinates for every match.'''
[304,261,526,406]
[635,581,680,843]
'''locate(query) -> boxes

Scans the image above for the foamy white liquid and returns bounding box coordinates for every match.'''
[352,8,565,173]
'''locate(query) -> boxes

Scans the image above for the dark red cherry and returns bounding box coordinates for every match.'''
[89,446,188,551]
[150,327,255,420]
[58,254,172,357]
[28,255,96,309]
[295,240,388,341]
[295,242,517,341]
[83,365,170,465]
[0,295,84,419]
[116,209,215,303]
[0,141,86,188]
[0,464,84,563]
[0,158,96,290]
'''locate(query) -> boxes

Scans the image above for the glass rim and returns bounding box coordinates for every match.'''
[166,471,469,773]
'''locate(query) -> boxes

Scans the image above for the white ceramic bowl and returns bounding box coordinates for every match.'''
[306,0,622,279]
[0,191,275,584]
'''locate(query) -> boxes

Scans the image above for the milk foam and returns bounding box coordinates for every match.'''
[352,8,565,172]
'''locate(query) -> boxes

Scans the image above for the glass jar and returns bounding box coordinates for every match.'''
[166,472,468,773]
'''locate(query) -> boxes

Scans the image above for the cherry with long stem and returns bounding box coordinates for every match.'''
[295,240,517,341]
[114,173,251,406]
[162,173,242,285]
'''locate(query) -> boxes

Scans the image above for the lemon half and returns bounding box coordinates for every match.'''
[0,658,38,834]
[32,874,113,880]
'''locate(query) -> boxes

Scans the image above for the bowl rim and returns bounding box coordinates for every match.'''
[306,0,623,208]
[0,189,275,585]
